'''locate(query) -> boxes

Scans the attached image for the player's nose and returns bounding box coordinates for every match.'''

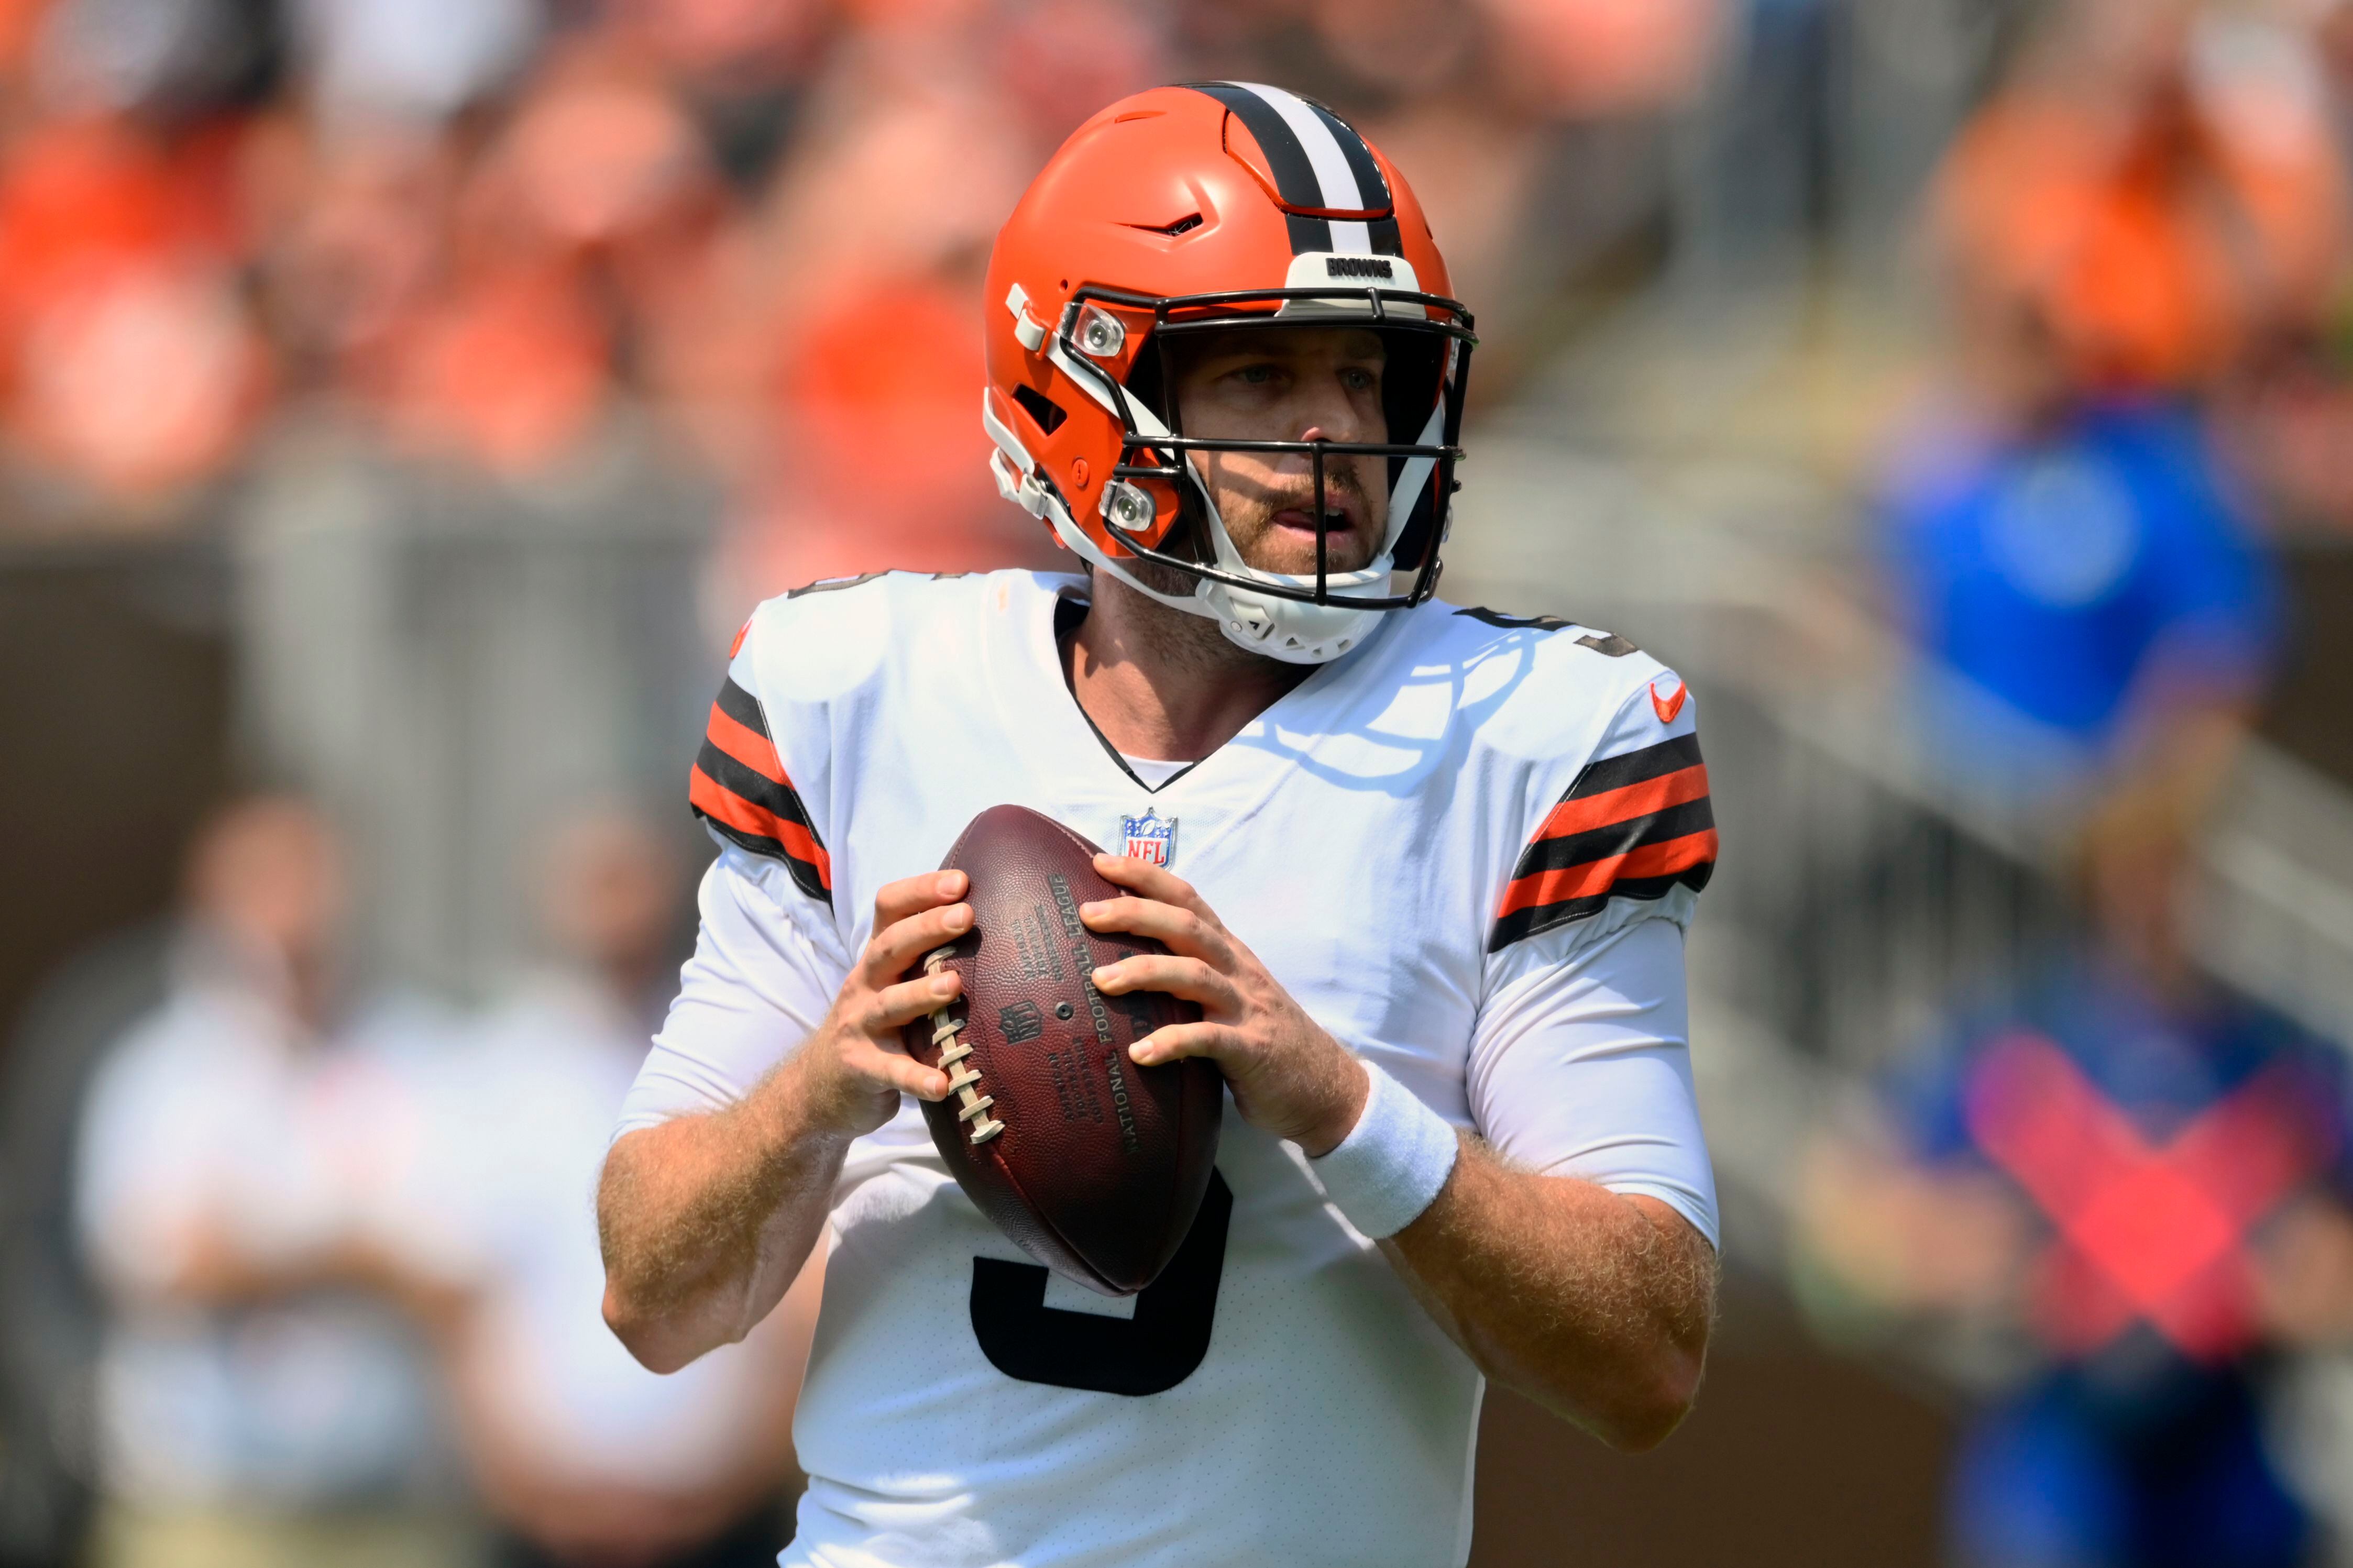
[1279,427,1350,495]
[1292,412,1375,454]
[1291,359,1377,443]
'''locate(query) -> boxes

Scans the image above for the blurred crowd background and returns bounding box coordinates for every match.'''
[9,0,2353,1565]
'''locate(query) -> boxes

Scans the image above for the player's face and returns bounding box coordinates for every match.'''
[1168,326,1390,576]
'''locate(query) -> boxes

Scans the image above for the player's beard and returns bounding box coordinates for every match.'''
[1092,462,1383,677]
[1213,460,1383,578]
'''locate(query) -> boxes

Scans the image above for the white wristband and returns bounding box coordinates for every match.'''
[1308,1059,1460,1239]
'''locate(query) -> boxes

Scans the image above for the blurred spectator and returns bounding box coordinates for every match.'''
[1797,808,2353,1567]
[2217,0,2353,535]
[0,0,1721,558]
[1880,2,2295,826]
[1821,19,2353,1559]
[407,807,816,1568]
[736,270,1044,591]
[284,0,538,125]
[1931,0,2345,402]
[30,0,278,122]
[72,797,468,1568]
[1874,368,2281,818]
[704,26,1066,597]
[0,109,268,515]
[243,116,459,401]
[1474,0,1716,121]
[369,39,728,478]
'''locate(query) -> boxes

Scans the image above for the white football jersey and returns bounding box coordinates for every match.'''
[618,570,1719,1568]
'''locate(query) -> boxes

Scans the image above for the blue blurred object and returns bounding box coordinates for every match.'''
[1888,964,2349,1568]
[1947,1371,2307,1568]
[1877,399,2281,786]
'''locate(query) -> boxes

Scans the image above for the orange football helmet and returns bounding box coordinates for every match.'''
[983,82,1474,663]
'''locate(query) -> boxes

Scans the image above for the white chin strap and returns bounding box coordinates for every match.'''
[985,345,1448,666]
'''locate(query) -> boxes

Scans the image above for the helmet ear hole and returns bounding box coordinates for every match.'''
[1013,384,1067,435]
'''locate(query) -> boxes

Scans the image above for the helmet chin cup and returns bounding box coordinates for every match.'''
[1201,574,1383,664]
[1193,500,1389,662]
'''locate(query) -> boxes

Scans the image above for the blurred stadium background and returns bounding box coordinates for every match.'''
[10,0,2353,1564]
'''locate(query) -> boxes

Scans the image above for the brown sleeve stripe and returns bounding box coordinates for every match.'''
[1513,794,1715,881]
[705,697,785,786]
[713,674,770,738]
[1499,830,1717,920]
[694,737,816,832]
[691,764,832,901]
[688,677,831,905]
[1489,733,1717,953]
[1564,732,1703,799]
[1489,858,1717,952]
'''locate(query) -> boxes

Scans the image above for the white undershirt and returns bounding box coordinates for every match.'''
[1117,753,1192,790]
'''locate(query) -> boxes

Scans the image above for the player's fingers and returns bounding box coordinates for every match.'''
[861,900,973,982]
[1079,896,1234,966]
[1091,854,1216,922]
[841,1039,950,1101]
[1091,954,1239,1014]
[871,870,969,930]
[863,969,959,1034]
[1128,1020,1232,1067]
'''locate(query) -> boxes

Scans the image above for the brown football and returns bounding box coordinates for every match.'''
[901,804,1223,1296]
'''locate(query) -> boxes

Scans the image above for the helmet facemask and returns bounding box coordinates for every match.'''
[1042,281,1474,664]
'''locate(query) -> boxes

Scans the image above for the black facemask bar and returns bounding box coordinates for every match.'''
[1054,283,1476,610]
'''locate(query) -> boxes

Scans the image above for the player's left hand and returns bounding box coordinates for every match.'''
[1081,854,1368,1157]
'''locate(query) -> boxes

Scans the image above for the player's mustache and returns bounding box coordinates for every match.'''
[1246,463,1372,517]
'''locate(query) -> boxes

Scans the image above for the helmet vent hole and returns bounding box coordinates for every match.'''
[1122,213,1204,237]
[1013,384,1067,435]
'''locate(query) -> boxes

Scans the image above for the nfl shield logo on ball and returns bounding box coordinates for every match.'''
[1120,808,1176,868]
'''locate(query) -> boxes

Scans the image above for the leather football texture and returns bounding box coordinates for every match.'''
[903,804,1223,1295]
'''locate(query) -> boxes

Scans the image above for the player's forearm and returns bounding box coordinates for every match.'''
[1384,1143,1716,1452]
[598,1058,846,1374]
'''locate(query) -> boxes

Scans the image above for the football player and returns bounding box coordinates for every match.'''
[598,83,1720,1568]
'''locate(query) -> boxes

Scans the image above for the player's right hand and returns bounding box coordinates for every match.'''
[791,871,967,1138]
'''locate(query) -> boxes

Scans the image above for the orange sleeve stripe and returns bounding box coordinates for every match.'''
[705,701,786,785]
[1536,764,1710,843]
[1495,829,1718,919]
[690,766,833,886]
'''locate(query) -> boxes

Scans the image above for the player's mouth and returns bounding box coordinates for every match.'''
[1269,501,1361,544]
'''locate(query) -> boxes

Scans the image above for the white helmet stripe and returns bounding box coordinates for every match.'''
[1233,83,1373,253]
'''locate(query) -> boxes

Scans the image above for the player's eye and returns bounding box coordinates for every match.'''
[1234,363,1280,385]
[1340,367,1379,392]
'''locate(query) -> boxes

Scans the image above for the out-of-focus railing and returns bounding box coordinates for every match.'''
[236,412,719,998]
[2197,743,2353,1051]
